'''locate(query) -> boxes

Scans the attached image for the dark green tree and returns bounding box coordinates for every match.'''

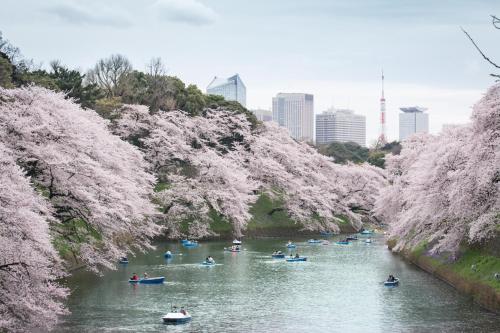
[319,141,369,164]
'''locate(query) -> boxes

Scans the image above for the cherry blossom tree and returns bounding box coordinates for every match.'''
[0,144,68,332]
[0,86,160,271]
[375,85,500,257]
[114,105,386,237]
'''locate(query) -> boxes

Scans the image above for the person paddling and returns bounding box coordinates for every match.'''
[131,273,139,281]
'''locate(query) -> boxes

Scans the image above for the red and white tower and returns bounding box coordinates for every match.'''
[378,70,387,145]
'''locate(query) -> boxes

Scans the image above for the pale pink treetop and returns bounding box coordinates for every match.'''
[0,86,161,270]
[375,84,500,257]
[115,105,386,237]
[0,143,68,332]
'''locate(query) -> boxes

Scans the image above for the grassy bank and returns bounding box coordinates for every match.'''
[388,240,500,314]
[207,193,358,238]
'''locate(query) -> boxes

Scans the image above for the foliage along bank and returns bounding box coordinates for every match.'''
[376,85,500,312]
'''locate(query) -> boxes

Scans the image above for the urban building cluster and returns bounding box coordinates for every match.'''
[206,74,429,146]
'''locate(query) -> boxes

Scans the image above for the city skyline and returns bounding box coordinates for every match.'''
[1,0,499,142]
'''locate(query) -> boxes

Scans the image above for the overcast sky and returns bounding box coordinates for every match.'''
[1,0,500,143]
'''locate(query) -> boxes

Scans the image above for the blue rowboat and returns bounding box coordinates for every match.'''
[181,239,190,244]
[119,258,129,264]
[336,241,350,245]
[129,277,165,284]
[201,261,215,266]
[286,257,307,262]
[308,239,322,244]
[384,278,399,287]
[272,254,285,259]
[286,243,296,248]
[183,241,198,248]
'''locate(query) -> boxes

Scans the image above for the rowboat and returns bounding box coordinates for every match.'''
[129,277,165,284]
[286,257,307,262]
[336,241,350,245]
[286,243,296,248]
[384,278,399,287]
[272,253,285,258]
[201,261,216,266]
[162,307,191,325]
[308,239,322,244]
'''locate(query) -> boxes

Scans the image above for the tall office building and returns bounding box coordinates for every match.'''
[316,108,366,146]
[250,109,272,122]
[272,93,314,142]
[206,74,246,106]
[399,107,429,141]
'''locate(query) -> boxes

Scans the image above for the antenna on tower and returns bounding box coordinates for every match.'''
[377,69,387,148]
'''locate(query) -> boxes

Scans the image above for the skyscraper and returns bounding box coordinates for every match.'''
[316,108,366,146]
[399,107,429,141]
[206,74,246,107]
[272,93,314,142]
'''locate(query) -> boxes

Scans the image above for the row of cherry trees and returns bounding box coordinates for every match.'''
[375,85,500,258]
[0,87,160,332]
[1,85,386,332]
[113,105,386,238]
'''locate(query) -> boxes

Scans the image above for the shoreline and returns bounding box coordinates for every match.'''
[387,242,500,314]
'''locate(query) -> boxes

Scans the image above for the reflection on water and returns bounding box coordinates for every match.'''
[56,236,500,332]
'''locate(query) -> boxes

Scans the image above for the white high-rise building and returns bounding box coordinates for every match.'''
[315,108,366,146]
[399,107,429,141]
[250,109,272,122]
[206,74,246,107]
[272,93,314,142]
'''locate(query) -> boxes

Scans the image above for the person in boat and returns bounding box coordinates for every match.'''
[277,251,282,255]
[131,273,139,281]
[121,256,128,261]
[180,307,187,315]
[295,253,300,258]
[236,246,240,250]
[388,275,395,282]
[143,272,149,279]
[206,256,210,262]
[208,256,214,263]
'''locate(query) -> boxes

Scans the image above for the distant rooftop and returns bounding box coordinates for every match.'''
[320,108,355,115]
[400,106,428,113]
[207,74,245,89]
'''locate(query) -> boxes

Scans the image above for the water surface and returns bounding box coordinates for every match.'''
[57,235,500,332]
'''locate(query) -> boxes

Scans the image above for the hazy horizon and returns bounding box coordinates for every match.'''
[2,0,500,143]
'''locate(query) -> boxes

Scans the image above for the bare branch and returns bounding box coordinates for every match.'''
[492,15,500,29]
[461,26,500,69]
